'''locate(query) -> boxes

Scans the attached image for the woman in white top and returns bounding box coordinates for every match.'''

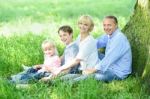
[53,15,100,82]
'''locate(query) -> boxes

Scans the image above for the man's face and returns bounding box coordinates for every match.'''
[103,18,117,35]
[59,30,72,45]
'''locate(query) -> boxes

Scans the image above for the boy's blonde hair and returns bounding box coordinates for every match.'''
[77,15,94,32]
[41,40,58,55]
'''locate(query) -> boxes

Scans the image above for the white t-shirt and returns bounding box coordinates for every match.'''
[76,35,100,70]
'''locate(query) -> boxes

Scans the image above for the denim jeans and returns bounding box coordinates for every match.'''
[69,64,80,74]
[10,68,50,84]
[98,52,105,60]
[61,74,94,83]
[95,70,121,82]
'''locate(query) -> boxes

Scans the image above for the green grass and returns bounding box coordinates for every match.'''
[0,0,149,99]
[0,77,149,99]
[0,0,136,37]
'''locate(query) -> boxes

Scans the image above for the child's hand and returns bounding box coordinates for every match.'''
[52,67,62,76]
[34,65,41,69]
[40,75,55,82]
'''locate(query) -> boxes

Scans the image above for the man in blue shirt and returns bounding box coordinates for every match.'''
[84,16,132,82]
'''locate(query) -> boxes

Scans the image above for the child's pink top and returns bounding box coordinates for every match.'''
[44,55,61,67]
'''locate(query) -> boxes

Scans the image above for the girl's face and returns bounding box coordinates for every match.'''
[78,20,91,34]
[43,43,55,57]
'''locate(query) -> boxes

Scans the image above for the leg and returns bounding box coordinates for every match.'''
[26,68,38,73]
[95,70,121,82]
[71,74,94,83]
[60,74,81,81]
[69,64,80,74]
[32,72,51,80]
[98,52,105,60]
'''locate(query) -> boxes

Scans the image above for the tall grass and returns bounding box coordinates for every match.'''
[0,77,149,99]
[0,0,136,37]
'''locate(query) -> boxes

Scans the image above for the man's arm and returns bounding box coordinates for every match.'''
[97,34,108,49]
[97,36,129,73]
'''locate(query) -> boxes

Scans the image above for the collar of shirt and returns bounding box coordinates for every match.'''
[76,34,92,45]
[66,41,76,49]
[108,28,120,39]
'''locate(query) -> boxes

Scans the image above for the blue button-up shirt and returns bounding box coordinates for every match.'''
[97,34,108,49]
[96,29,132,79]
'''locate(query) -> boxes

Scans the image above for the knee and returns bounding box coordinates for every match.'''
[95,73,104,81]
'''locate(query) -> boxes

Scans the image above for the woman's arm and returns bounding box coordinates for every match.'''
[82,68,97,75]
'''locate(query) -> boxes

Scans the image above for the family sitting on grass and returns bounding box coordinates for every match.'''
[9,15,132,85]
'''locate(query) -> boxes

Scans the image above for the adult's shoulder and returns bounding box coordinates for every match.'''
[115,29,126,38]
[97,34,108,39]
[115,30,129,44]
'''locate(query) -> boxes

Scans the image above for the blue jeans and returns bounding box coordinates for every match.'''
[95,70,121,82]
[10,68,50,84]
[69,64,80,74]
[98,52,105,60]
[61,74,94,83]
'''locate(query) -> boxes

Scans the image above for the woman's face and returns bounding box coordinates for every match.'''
[78,20,91,34]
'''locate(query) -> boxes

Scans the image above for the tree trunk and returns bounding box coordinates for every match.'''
[123,0,150,90]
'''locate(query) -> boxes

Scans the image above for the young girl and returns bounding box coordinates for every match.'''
[33,40,60,73]
[10,40,61,84]
[52,15,101,82]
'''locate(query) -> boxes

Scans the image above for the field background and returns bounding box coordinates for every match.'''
[1,0,149,99]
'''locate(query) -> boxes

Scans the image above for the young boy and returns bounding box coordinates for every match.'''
[41,25,79,81]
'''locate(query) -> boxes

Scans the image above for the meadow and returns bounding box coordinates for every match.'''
[1,0,150,99]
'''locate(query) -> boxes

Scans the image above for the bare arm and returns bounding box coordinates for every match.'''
[52,58,80,75]
[82,68,97,75]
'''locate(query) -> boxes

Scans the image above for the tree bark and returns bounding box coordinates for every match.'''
[123,0,150,91]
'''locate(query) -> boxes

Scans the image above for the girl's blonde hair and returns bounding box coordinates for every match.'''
[77,15,94,32]
[41,40,58,55]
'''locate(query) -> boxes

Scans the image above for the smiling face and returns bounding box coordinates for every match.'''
[42,43,55,57]
[78,15,94,34]
[78,21,91,34]
[103,18,118,35]
[58,30,72,45]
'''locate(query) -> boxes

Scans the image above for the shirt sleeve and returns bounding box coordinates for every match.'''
[96,36,129,73]
[96,34,108,49]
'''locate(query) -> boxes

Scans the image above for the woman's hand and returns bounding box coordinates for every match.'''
[82,68,96,75]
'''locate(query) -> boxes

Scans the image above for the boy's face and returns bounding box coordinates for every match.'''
[59,30,72,45]
[43,43,55,57]
[103,18,117,35]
